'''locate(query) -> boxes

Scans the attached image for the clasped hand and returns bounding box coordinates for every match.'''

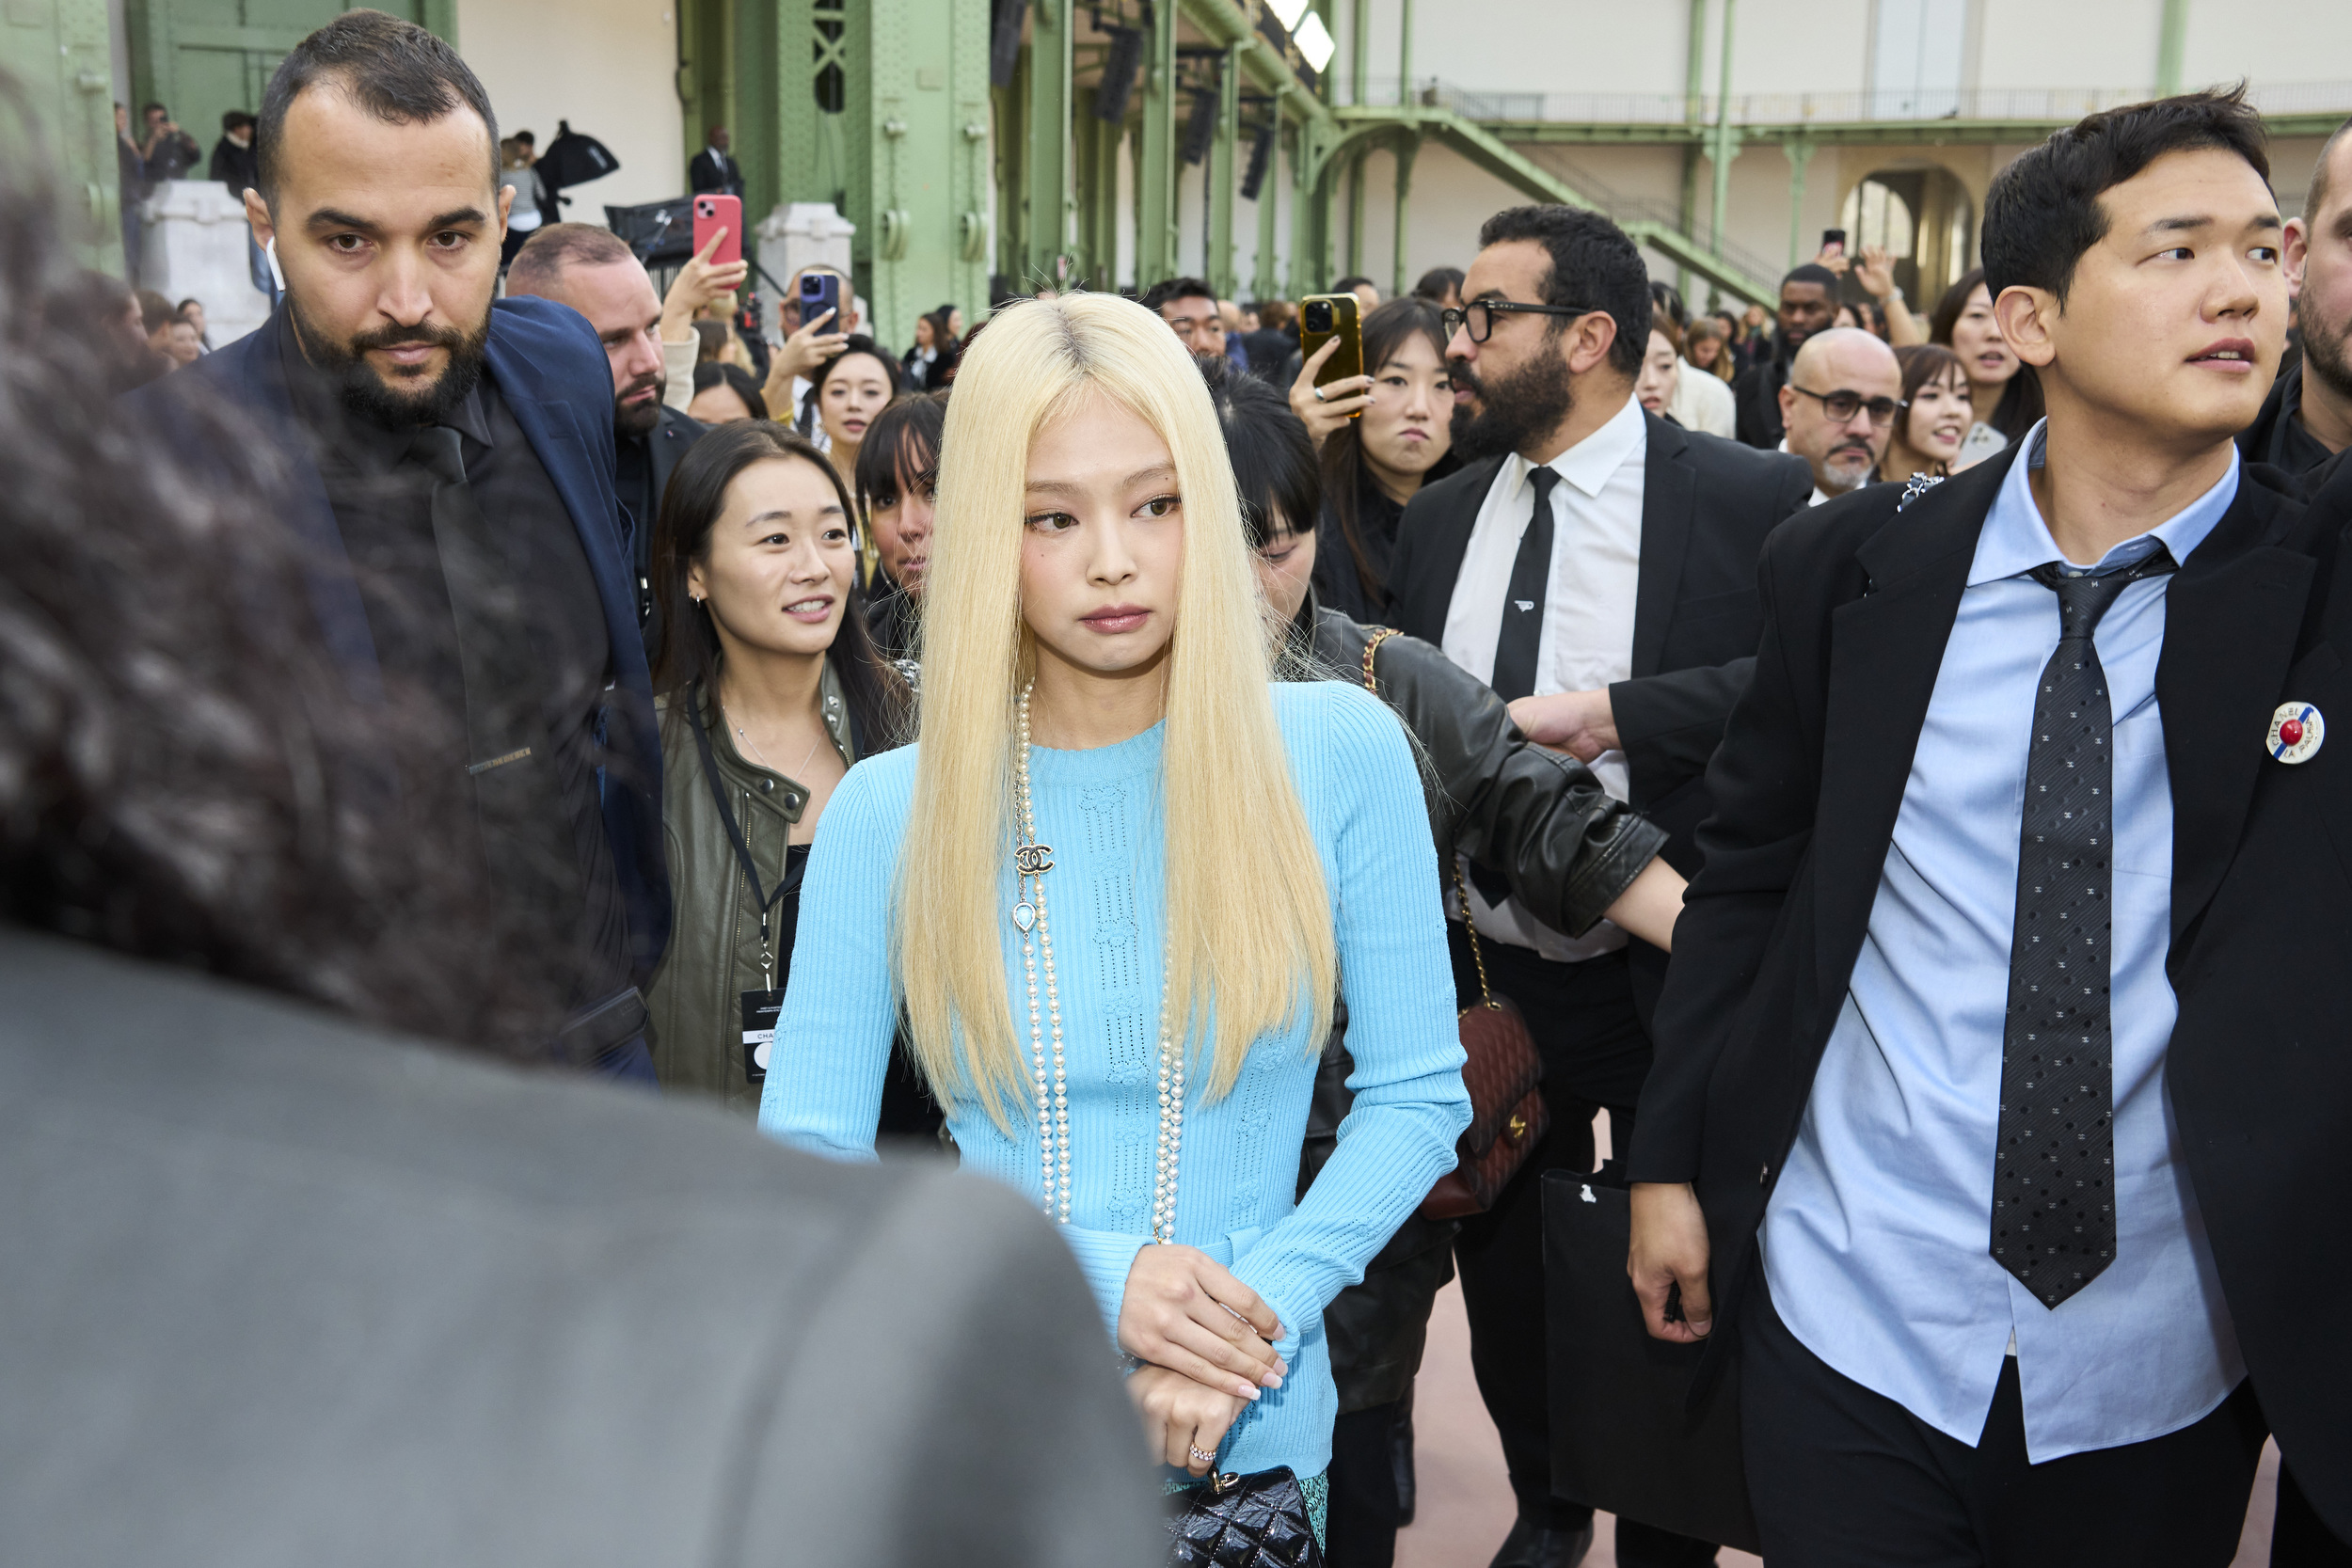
[1119,1243,1288,1476]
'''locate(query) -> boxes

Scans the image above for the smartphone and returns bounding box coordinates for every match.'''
[692,194,742,268]
[798,270,843,333]
[1820,228,1847,258]
[1299,293,1363,416]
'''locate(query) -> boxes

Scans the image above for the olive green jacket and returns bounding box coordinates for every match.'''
[645,666,856,1112]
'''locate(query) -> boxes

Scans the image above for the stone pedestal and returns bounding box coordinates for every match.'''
[140,180,273,347]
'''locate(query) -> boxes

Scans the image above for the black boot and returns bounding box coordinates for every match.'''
[1487,1511,1595,1568]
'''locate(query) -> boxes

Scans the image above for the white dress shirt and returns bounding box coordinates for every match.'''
[1776,437,1831,507]
[1439,390,1647,959]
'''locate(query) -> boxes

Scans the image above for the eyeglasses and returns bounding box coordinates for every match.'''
[1440,299,1599,344]
[1788,384,1900,426]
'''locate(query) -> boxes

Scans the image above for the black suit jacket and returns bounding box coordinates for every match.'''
[1632,448,2352,1537]
[1386,412,1814,879]
[689,148,743,197]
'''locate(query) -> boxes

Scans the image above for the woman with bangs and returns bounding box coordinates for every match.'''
[760,293,1470,1544]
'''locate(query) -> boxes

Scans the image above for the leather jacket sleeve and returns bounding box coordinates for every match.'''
[1312,606,1668,938]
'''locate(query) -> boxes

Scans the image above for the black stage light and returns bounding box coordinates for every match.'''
[1181,87,1218,166]
[1239,120,1275,200]
[1094,25,1143,121]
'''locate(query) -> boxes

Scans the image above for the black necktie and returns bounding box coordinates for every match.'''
[1488,465,1559,704]
[1992,546,2175,1308]
[405,426,584,928]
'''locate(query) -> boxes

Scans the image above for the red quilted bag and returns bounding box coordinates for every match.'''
[1357,630,1549,1221]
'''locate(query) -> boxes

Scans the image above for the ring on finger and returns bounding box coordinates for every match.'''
[1189,1446,1218,1465]
[1311,384,1327,402]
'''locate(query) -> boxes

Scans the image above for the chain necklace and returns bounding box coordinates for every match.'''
[723,691,825,781]
[1012,683,1184,1242]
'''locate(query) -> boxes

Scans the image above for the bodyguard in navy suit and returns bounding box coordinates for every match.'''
[1630,92,2350,1561]
[127,12,668,1073]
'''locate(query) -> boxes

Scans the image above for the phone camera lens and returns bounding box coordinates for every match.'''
[1304,304,1331,330]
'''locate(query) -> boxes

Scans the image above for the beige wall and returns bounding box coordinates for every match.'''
[455,0,684,224]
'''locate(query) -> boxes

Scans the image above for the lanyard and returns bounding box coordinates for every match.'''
[690,679,811,987]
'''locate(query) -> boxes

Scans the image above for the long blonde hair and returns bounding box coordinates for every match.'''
[898,293,1337,1121]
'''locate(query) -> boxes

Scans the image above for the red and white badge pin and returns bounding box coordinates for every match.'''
[2268,701,2324,765]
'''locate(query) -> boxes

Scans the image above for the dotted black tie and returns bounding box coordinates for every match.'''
[1991,546,2174,1308]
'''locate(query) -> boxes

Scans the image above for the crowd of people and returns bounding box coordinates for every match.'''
[9,9,2352,1568]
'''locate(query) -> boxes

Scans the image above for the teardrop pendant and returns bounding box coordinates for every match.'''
[1011,901,1037,933]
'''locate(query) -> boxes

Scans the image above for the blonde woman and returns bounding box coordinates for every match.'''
[760,293,1470,1542]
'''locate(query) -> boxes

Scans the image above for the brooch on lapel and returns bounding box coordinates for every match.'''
[2268,701,2324,765]
[1896,473,1945,512]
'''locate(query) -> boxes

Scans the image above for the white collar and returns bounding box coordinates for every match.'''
[1511,389,1645,502]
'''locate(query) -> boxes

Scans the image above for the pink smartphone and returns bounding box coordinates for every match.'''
[692,194,742,267]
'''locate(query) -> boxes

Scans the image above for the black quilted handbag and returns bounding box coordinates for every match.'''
[1166,1467,1322,1567]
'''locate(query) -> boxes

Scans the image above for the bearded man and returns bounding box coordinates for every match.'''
[1383,203,1811,1568]
[123,9,668,1079]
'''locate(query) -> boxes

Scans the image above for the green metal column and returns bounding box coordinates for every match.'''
[1253,106,1282,302]
[1396,0,1412,102]
[1136,0,1179,287]
[1783,137,1814,269]
[1708,0,1737,259]
[1345,150,1364,276]
[1391,131,1419,298]
[1023,0,1073,287]
[1350,0,1367,103]
[2156,0,2188,96]
[1677,0,1706,291]
[1208,44,1240,298]
[2,0,119,272]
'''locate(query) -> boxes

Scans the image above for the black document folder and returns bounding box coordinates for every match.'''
[1542,1164,1761,1555]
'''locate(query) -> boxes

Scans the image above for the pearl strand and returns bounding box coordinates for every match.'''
[1011,685,1182,1241]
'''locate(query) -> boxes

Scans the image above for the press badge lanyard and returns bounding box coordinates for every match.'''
[691,682,811,1075]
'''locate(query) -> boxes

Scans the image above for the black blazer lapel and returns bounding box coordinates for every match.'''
[2160,476,2314,945]
[1632,413,1695,679]
[1810,455,2010,1002]
[1391,453,1502,641]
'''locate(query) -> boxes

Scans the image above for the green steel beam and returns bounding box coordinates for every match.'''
[1329,105,1776,305]
[1391,130,1419,298]
[1022,0,1073,286]
[1349,0,1367,106]
[1709,0,1736,257]
[1209,44,1241,297]
[1484,109,2347,148]
[2156,0,2188,98]
[1,0,119,272]
[1137,0,1179,286]
[1783,136,1814,269]
[1253,110,1281,301]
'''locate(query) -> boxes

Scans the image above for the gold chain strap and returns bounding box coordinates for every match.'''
[1359,628,1495,1010]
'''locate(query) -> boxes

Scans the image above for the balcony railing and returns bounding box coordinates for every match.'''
[1353,77,2352,126]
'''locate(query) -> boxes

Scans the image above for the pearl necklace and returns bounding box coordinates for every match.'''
[1012,684,1184,1243]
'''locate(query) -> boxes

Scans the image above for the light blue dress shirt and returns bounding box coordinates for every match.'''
[1761,424,2247,1461]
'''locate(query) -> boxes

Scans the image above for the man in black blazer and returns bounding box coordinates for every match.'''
[1630,90,2350,1560]
[126,13,670,1075]
[1384,204,1810,1568]
[689,124,743,198]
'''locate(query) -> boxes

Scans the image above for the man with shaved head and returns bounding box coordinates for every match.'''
[1776,325,1903,504]
[124,8,670,1078]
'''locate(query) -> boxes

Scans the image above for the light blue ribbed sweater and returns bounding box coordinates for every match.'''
[758,679,1470,1480]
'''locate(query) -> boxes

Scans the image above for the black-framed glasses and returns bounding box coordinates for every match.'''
[1441,299,1599,343]
[1788,384,1900,426]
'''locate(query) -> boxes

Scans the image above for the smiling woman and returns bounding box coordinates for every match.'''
[759,293,1470,1535]
[642,423,910,1113]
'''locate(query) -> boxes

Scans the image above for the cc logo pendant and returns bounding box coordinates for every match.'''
[2268,702,2324,765]
[1014,843,1056,877]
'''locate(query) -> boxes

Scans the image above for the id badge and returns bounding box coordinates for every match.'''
[740,989,783,1083]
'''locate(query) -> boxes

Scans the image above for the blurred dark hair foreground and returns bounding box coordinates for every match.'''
[0,89,570,1056]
